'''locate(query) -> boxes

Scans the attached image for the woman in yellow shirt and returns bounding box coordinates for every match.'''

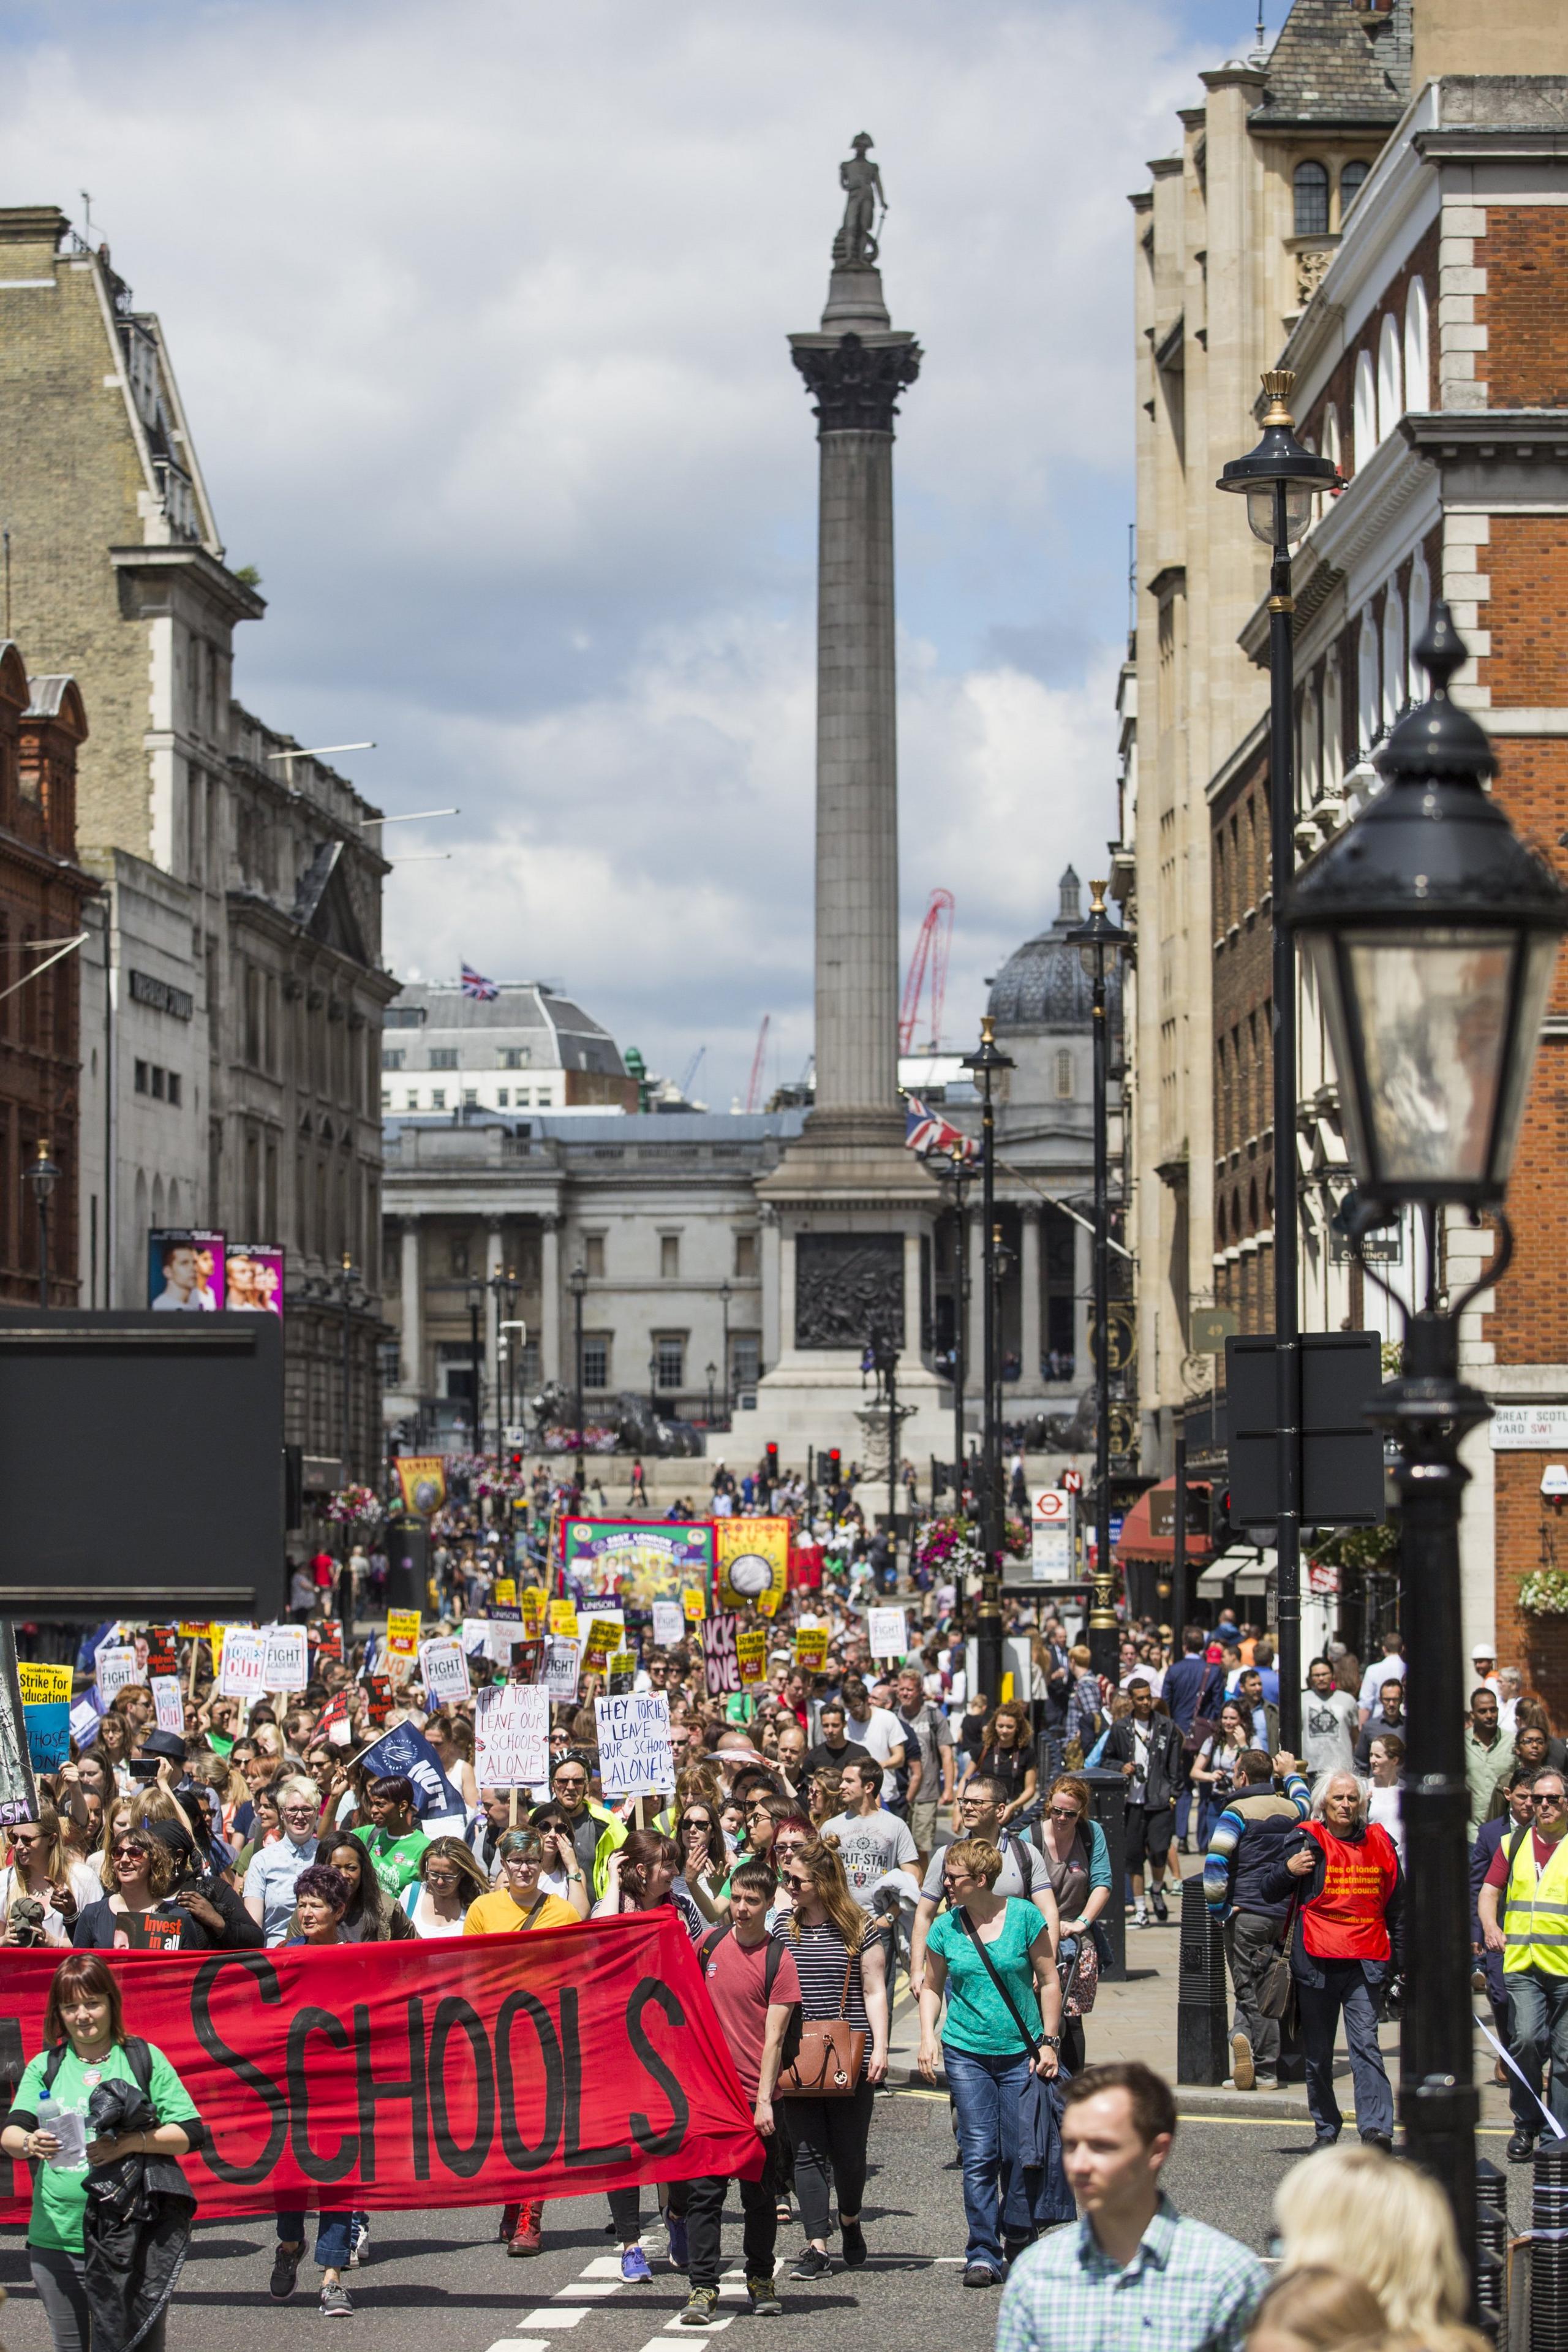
[462,1829,582,1937]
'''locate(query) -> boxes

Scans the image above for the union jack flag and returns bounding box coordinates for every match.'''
[459,962,499,1002]
[905,1094,978,1164]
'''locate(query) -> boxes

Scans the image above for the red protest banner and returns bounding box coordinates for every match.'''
[0,1913,760,2221]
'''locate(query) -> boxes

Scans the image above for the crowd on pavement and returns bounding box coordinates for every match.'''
[0,1454,1532,2351]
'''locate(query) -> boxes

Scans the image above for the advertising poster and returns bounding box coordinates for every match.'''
[148,1228,225,1313]
[224,1242,285,1318]
[716,1518,790,1617]
[595,1693,674,1798]
[395,1456,447,1518]
[559,1518,715,1607]
[701,1613,741,1698]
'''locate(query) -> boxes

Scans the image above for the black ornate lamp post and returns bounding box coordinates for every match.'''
[1287,605,1568,2297]
[331,1252,364,1479]
[1216,369,1340,1747]
[464,1274,486,1465]
[718,1280,733,1427]
[926,1146,975,1517]
[963,1013,1014,1704]
[1067,883,1131,1684]
[25,1139,58,1312]
[705,1361,717,1427]
[567,1263,587,1494]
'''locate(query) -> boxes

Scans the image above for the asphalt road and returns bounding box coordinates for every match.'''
[9,2092,1518,2352]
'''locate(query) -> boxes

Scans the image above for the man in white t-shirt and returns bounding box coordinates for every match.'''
[840,1675,906,1774]
[1303,1658,1362,1775]
[821,1759,917,1907]
[1356,1633,1406,1725]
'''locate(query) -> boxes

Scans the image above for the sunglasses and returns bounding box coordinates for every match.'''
[782,1873,810,1889]
[112,1841,149,1859]
[1047,1806,1082,1820]
[1533,1793,1566,1806]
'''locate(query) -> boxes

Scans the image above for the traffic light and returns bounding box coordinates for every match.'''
[1210,1484,1237,1553]
[508,1450,523,1474]
[765,1443,779,1484]
[826,1447,842,1489]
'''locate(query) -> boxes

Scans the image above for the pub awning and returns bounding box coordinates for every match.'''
[1114,1476,1213,1565]
[1197,1546,1276,1596]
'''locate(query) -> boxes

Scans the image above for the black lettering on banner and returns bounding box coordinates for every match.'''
[285,2007,360,2185]
[352,1997,429,2183]
[190,1955,288,2184]
[495,1989,564,2171]
[559,1986,631,2169]
[626,1980,690,2157]
[427,1997,495,2179]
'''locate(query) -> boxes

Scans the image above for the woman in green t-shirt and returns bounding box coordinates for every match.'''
[1,1949,200,2352]
[916,1836,1061,2287]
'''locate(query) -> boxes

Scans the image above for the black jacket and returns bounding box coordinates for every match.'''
[1102,1714,1183,1812]
[84,2073,197,2352]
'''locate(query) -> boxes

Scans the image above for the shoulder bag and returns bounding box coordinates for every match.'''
[774,1945,867,2099]
[953,1907,1061,2172]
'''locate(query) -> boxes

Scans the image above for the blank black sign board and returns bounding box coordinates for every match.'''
[0,1311,285,1622]
[1225,1330,1385,1529]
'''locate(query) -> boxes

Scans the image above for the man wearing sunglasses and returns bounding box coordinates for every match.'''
[1480,1766,1568,2160]
[543,1751,626,1897]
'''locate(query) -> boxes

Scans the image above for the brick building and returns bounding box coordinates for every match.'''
[0,645,92,1303]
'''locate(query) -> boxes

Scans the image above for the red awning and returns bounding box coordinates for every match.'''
[1114,1476,1213,1564]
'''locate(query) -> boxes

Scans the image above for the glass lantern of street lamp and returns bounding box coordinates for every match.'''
[567,1264,587,1302]
[1286,604,1568,1209]
[25,1138,58,1208]
[1068,880,1130,980]
[1216,371,1340,546]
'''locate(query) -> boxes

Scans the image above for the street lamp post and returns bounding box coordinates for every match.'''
[719,1280,733,1427]
[1217,369,1340,1750]
[929,1153,974,1515]
[1067,883,1131,1684]
[1286,605,1568,2298]
[332,1252,363,1480]
[705,1361,717,1427]
[25,1139,58,1312]
[567,1264,587,1495]
[963,1014,1014,1705]
[465,1276,486,1467]
[488,1266,518,1444]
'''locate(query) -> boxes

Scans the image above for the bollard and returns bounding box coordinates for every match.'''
[1529,2140,1568,2352]
[1176,1870,1231,2085]
[1476,2161,1508,2344]
[1082,1769,1128,1982]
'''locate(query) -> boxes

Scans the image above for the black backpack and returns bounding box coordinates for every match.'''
[42,2034,154,2101]
[698,1923,802,2071]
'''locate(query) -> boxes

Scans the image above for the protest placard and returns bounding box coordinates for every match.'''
[69,1698,100,1748]
[508,1638,544,1685]
[95,1646,141,1704]
[793,1623,830,1674]
[313,1619,344,1665]
[18,1662,74,1775]
[474,1684,550,1788]
[650,1600,685,1649]
[145,1627,179,1679]
[459,1617,493,1657]
[420,1636,472,1705]
[263,1625,309,1693]
[176,1620,211,1642]
[595,1692,674,1799]
[548,1598,579,1638]
[543,1636,581,1704]
[493,1578,517,1607]
[152,1677,185,1737]
[519,1586,548,1635]
[867,1607,909,1662]
[716,1519,790,1617]
[217,1627,267,1702]
[386,1608,421,1660]
[736,1626,769,1688]
[682,1586,707,1624]
[580,1609,625,1668]
[362,1673,392,1728]
[701,1613,740,1697]
[608,1652,636,1695]
[17,1664,72,1707]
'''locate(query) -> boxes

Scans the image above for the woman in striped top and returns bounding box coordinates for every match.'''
[771,1836,889,2279]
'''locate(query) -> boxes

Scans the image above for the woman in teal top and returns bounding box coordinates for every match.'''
[916,1836,1061,2287]
[1,1950,200,2352]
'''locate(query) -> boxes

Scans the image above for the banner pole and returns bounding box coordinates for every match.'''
[509,1786,518,1828]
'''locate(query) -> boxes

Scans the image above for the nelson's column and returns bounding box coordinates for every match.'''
[754,135,949,1469]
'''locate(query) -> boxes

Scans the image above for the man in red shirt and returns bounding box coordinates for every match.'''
[678,1858,801,2324]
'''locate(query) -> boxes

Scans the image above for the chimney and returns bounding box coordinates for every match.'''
[1412,0,1568,85]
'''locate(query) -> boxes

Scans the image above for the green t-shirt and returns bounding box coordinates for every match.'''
[927,1898,1047,2059]
[10,2041,198,2253]
[353,1822,429,1896]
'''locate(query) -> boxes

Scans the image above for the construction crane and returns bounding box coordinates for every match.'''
[678,1045,706,1098]
[899,888,955,1054]
[745,1014,771,1113]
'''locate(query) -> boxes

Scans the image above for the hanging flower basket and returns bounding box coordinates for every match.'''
[1518,1569,1568,1618]
[325,1483,385,1528]
[913,1515,986,1579]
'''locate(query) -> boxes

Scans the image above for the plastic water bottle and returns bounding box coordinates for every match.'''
[36,2099,87,2168]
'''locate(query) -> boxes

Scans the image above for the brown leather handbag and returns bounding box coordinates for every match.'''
[774,1952,867,2098]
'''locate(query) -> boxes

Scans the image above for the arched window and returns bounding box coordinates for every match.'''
[1407,550,1431,701]
[1377,311,1403,444]
[1358,609,1381,750]
[1317,403,1341,520]
[1340,159,1370,217]
[1294,161,1330,237]
[151,1173,165,1227]
[1353,348,1376,469]
[1382,587,1406,733]
[1404,276,1430,410]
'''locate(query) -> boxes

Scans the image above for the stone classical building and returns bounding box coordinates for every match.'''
[0,205,394,1480]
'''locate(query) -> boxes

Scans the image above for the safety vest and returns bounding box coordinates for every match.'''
[1504,1828,1568,1976]
[1298,1820,1398,1962]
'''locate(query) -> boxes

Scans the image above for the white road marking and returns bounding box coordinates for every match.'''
[486,2340,551,2352]
[578,2257,630,2279]
[512,2310,593,2330]
[555,2283,621,2299]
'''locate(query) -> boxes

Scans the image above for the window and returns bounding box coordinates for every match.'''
[1340,159,1370,216]
[731,1335,760,1389]
[431,1089,445,1110]
[429,1048,458,1070]
[655,1337,684,1392]
[462,1089,478,1106]
[382,1090,392,1110]
[1054,1048,1074,1100]
[660,1234,680,1280]
[1408,551,1431,703]
[168,1073,182,1108]
[500,1047,532,1069]
[734,1231,758,1279]
[1358,610,1381,751]
[496,1087,508,1107]
[1353,348,1376,468]
[382,1049,404,1071]
[1382,588,1406,733]
[1293,161,1329,237]
[582,1337,609,1391]
[151,1066,166,1100]
[135,1059,149,1094]
[405,1091,418,1111]
[584,1233,605,1278]
[1376,311,1403,445]
[1404,276,1430,411]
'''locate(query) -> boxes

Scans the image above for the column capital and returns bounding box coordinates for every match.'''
[792,331,921,434]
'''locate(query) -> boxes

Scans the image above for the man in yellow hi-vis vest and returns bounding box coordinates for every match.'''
[1479,1765,1568,2161]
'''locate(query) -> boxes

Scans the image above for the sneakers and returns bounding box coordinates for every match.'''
[349,2220,369,2270]
[666,2215,689,2272]
[747,2275,783,2316]
[269,2243,302,2304]
[790,2245,832,2278]
[1231,2032,1255,2092]
[840,2220,866,2268]
[677,2287,720,2326]
[320,2283,354,2318]
[1131,1909,1148,1929]
[507,2203,543,2256]
[621,2245,654,2283]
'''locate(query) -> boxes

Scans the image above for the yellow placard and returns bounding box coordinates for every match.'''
[18,1663,73,1706]
[396,1455,447,1517]
[519,1586,548,1634]
[793,1624,829,1674]
[581,1612,624,1666]
[386,1608,421,1658]
[681,1586,707,1624]
[548,1598,579,1638]
[177,1621,211,1642]
[715,1518,791,1617]
[493,1578,516,1607]
[736,1627,769,1687]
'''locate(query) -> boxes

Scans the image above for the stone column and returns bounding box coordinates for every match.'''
[399,1219,421,1394]
[760,1208,782,1371]
[790,263,920,1125]
[540,1215,561,1386]
[1073,1214,1092,1386]
[1019,1205,1041,1391]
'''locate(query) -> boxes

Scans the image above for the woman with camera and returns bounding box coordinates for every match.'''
[1,1950,201,2352]
[2,1810,100,1948]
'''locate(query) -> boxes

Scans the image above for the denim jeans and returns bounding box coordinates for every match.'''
[1506,1969,1568,2133]
[943,2041,1039,2273]
[277,2209,353,2269]
[1295,1961,1394,2141]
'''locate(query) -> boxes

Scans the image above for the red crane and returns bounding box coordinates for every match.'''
[899,888,954,1054]
[745,1013,771,1112]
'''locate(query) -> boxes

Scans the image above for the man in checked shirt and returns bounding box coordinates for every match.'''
[994,2063,1265,2352]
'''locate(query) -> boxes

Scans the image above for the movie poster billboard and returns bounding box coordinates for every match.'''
[558,1519,715,1608]
[148,1229,225,1312]
[224,1242,285,1318]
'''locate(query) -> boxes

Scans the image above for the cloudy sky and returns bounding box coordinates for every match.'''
[3,0,1245,1106]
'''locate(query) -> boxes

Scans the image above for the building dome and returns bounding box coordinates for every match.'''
[988,868,1119,1029]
